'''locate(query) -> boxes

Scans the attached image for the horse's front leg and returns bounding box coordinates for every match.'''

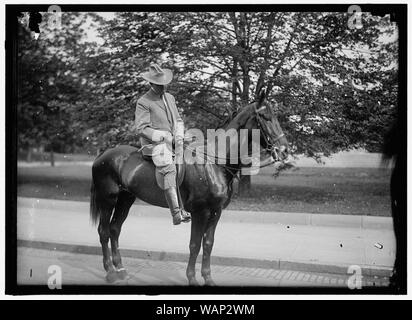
[201,208,222,286]
[186,209,209,286]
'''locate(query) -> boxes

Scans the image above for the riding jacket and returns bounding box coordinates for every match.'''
[134,89,184,156]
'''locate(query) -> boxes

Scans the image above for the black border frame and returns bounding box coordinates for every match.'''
[5,3,407,296]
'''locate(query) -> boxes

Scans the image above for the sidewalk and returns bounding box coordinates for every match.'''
[17,198,395,277]
[17,161,93,167]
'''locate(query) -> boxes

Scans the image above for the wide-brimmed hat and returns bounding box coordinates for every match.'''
[140,63,173,85]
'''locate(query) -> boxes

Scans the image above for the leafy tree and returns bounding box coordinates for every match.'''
[156,12,398,190]
[17,12,92,163]
[17,11,398,182]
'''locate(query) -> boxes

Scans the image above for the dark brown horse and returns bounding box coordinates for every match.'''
[90,90,289,285]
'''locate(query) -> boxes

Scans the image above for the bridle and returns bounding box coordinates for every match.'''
[255,106,286,161]
[178,107,287,178]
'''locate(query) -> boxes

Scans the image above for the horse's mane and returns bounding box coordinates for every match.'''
[217,102,258,129]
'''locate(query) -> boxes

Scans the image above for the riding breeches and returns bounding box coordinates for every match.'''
[155,164,176,190]
[151,142,176,190]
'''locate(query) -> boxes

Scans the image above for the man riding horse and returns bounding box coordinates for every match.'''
[134,63,191,225]
[91,73,289,284]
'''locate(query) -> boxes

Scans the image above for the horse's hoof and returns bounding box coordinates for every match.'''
[117,269,128,280]
[204,278,216,286]
[105,270,119,283]
[188,278,200,286]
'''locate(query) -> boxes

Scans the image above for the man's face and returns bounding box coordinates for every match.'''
[150,83,166,95]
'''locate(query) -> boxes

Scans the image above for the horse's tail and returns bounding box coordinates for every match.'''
[90,177,100,225]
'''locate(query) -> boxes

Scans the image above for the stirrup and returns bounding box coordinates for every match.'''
[175,183,190,223]
[172,211,182,225]
[180,209,191,223]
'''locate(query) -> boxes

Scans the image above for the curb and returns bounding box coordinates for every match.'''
[18,197,393,230]
[18,239,393,278]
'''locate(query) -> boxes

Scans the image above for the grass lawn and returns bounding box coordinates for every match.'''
[17,165,392,216]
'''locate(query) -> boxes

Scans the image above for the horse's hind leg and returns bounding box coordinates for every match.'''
[110,191,136,280]
[97,195,118,283]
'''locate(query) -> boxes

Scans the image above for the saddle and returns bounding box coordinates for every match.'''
[137,143,186,188]
[141,153,185,187]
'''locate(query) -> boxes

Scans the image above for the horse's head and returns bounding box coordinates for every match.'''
[243,89,289,162]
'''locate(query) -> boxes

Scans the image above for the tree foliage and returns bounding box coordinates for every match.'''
[17,12,91,153]
[17,11,398,158]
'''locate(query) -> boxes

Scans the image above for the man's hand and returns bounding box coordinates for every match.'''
[175,136,184,145]
[152,130,173,145]
[161,132,173,146]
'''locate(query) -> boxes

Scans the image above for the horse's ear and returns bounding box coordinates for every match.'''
[258,88,266,106]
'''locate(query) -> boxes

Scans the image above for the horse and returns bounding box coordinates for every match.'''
[90,89,289,285]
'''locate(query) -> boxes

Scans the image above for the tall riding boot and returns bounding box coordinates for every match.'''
[164,187,183,225]
[176,185,191,223]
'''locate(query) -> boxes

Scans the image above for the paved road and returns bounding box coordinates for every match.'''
[18,247,389,288]
[17,197,395,277]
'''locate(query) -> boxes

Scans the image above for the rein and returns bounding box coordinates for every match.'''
[183,143,277,181]
[137,141,275,181]
[136,141,164,153]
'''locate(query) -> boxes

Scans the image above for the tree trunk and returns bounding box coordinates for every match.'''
[231,59,239,109]
[241,73,250,105]
[237,13,252,194]
[239,174,251,195]
[26,148,32,162]
[50,150,55,167]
